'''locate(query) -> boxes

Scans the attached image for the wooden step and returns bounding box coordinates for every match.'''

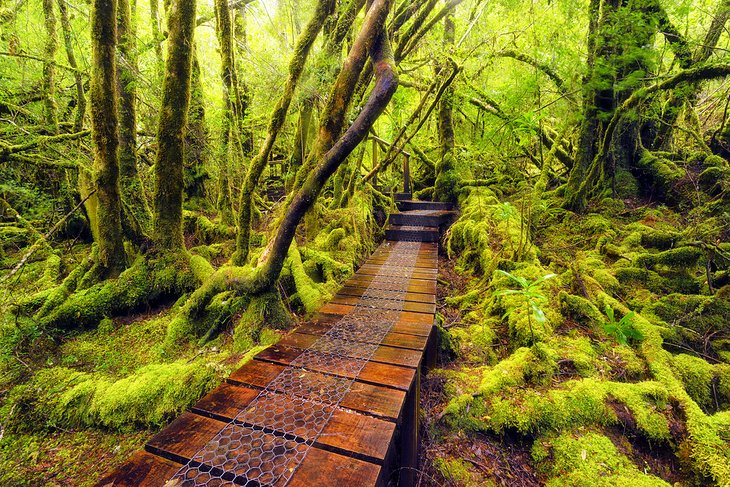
[396,200,455,211]
[388,209,456,227]
[385,225,440,242]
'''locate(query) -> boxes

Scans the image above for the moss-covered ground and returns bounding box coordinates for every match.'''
[421,186,730,486]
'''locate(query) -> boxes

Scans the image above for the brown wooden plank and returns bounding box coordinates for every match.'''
[146,412,224,463]
[191,382,259,421]
[93,450,182,487]
[268,333,421,368]
[303,315,433,338]
[329,295,435,314]
[381,331,429,351]
[287,447,381,487]
[226,358,282,388]
[365,257,436,269]
[322,409,395,463]
[344,275,436,294]
[252,354,415,391]
[358,361,415,391]
[371,345,421,368]
[341,381,406,421]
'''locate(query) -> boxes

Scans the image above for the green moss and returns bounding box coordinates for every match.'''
[474,345,557,397]
[323,227,346,249]
[537,431,670,486]
[444,378,671,441]
[287,243,331,314]
[42,254,198,330]
[634,246,703,270]
[559,292,603,326]
[434,457,490,487]
[672,354,715,411]
[233,291,290,352]
[636,151,686,198]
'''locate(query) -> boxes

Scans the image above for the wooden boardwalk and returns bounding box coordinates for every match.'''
[98,203,451,487]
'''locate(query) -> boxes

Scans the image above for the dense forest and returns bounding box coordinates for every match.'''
[1,0,730,485]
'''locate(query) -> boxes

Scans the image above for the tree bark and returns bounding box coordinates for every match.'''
[254,0,397,288]
[90,0,126,274]
[152,0,197,251]
[149,0,164,80]
[184,49,209,199]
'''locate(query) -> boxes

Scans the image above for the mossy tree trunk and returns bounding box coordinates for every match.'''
[232,0,336,266]
[57,0,85,132]
[117,0,152,241]
[42,0,59,133]
[434,9,457,203]
[90,0,126,274]
[184,50,209,200]
[152,0,197,252]
[184,0,397,322]
[233,4,254,154]
[149,0,164,81]
[565,0,615,206]
[286,98,314,191]
[215,0,236,224]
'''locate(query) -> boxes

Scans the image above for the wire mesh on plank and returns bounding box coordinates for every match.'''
[168,241,424,486]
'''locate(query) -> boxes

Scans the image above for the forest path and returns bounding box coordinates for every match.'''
[97,201,455,487]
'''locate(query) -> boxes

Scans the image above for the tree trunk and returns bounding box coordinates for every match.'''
[57,0,85,132]
[149,0,164,80]
[233,4,254,153]
[434,9,457,202]
[42,0,59,133]
[232,0,335,266]
[565,0,610,205]
[184,49,209,199]
[117,0,152,240]
[286,98,314,191]
[152,0,197,251]
[90,0,126,274]
[652,0,730,150]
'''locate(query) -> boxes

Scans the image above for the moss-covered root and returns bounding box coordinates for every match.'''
[1,361,219,432]
[31,250,95,319]
[288,242,331,314]
[232,290,292,351]
[597,292,730,485]
[40,253,205,330]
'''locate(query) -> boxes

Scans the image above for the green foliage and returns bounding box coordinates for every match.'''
[495,269,556,344]
[602,305,642,346]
